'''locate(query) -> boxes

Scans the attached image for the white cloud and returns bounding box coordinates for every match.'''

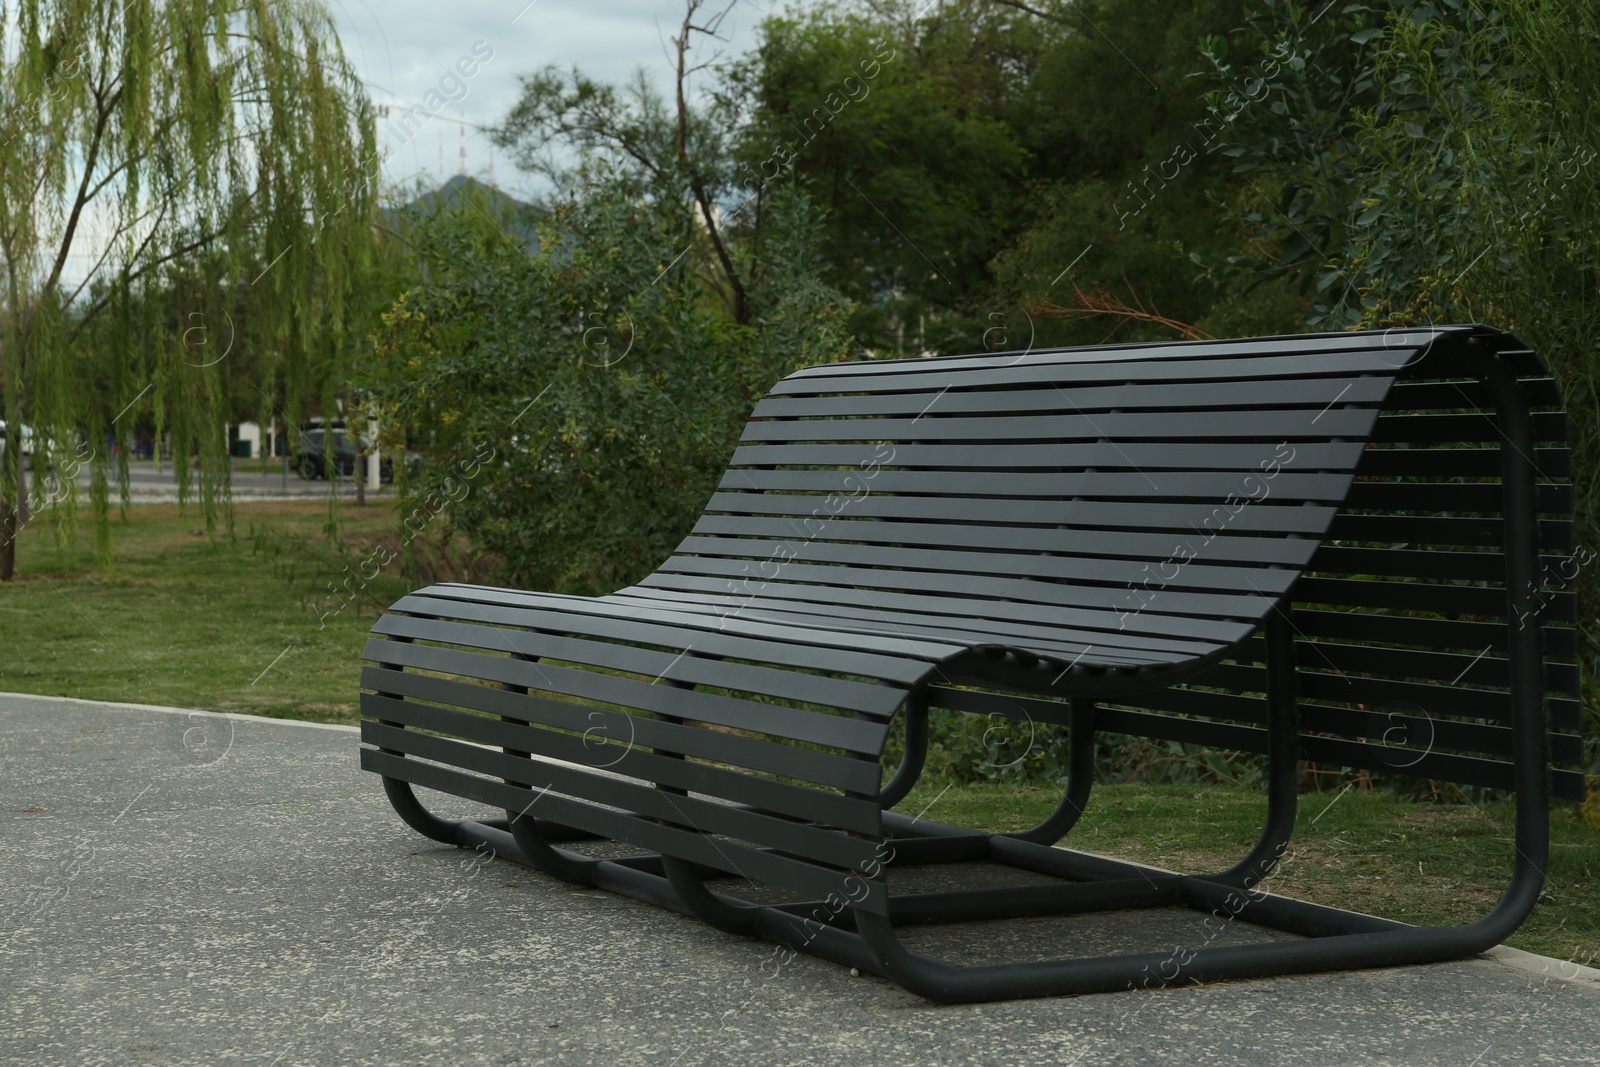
[326,0,776,202]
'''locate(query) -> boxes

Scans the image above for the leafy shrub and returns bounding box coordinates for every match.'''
[366,169,853,595]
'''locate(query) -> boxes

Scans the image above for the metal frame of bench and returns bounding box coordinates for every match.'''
[360,324,1583,1002]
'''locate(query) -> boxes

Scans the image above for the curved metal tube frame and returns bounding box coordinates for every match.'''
[662,857,761,935]
[1200,609,1298,887]
[879,690,929,810]
[1007,699,1097,845]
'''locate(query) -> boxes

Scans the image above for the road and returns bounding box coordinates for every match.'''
[51,456,398,503]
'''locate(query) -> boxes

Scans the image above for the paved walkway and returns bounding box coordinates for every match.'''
[2,693,1596,1066]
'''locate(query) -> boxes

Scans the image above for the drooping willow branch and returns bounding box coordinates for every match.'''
[0,0,385,579]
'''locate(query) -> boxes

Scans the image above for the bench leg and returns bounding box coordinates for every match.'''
[495,665,607,886]
[882,691,1095,846]
[381,775,465,846]
[879,690,929,809]
[1200,609,1298,888]
[505,806,602,886]
[662,856,762,935]
[849,900,1513,1003]
[1005,698,1096,845]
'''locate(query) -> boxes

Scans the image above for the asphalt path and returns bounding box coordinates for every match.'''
[3,693,1598,1066]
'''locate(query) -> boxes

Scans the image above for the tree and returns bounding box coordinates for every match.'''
[977,0,1317,349]
[728,0,1302,353]
[495,0,756,326]
[725,0,1039,353]
[365,169,853,596]
[1203,0,1600,773]
[0,0,381,578]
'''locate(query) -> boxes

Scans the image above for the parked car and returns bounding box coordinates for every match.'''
[290,429,421,483]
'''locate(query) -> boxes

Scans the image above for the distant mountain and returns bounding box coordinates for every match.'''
[384,175,542,254]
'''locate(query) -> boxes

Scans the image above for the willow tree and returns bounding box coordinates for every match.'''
[0,0,381,578]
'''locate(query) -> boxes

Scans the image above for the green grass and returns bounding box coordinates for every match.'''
[3,503,1596,965]
[1,500,408,722]
[900,780,1600,963]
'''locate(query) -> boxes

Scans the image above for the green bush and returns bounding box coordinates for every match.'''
[365,169,853,595]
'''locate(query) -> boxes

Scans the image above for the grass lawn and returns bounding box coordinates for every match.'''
[1,499,408,722]
[900,780,1600,964]
[2,501,1596,965]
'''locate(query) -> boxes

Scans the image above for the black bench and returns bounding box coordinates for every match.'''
[360,324,1583,1002]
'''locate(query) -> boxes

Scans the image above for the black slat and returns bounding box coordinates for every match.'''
[1354,446,1569,479]
[731,441,1369,471]
[673,536,1298,594]
[1095,707,1268,752]
[687,515,1321,566]
[388,591,947,675]
[1388,376,1565,409]
[778,335,1442,388]
[372,611,931,691]
[1286,641,1514,688]
[400,585,969,663]
[718,467,1356,502]
[1309,545,1505,582]
[942,683,1584,770]
[741,408,1380,444]
[925,685,1077,727]
[633,573,1256,646]
[361,639,892,751]
[1291,608,1580,660]
[751,375,1390,419]
[1106,685,1266,723]
[1297,673,1512,721]
[1372,411,1567,443]
[1326,514,1572,550]
[1549,699,1583,732]
[364,721,877,862]
[359,670,880,797]
[1296,736,1561,796]
[617,589,1227,666]
[1298,705,1584,765]
[655,556,1274,618]
[793,332,1433,375]
[705,493,1339,535]
[363,618,906,716]
[1342,481,1571,514]
[1292,577,1525,618]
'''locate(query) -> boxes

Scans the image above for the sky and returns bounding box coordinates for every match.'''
[36,1,784,286]
[327,0,780,203]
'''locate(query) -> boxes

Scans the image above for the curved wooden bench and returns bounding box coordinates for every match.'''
[360,324,1583,1002]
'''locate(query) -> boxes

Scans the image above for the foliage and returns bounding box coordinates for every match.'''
[495,0,757,328]
[973,0,1310,350]
[885,705,1269,790]
[724,0,1039,352]
[492,0,1308,353]
[1190,0,1394,321]
[365,170,853,596]
[0,0,383,578]
[1202,0,1600,771]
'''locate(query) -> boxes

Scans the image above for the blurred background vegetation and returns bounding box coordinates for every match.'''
[3,0,1596,794]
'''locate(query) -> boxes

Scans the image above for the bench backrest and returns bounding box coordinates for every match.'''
[644,325,1583,800]
[648,334,1414,665]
